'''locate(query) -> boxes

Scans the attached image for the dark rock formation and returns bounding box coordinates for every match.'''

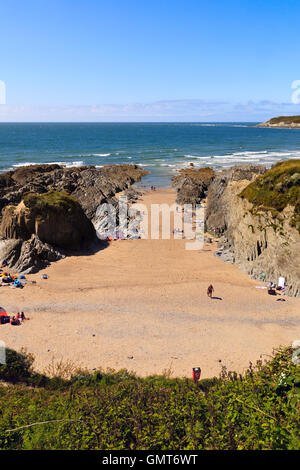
[205,162,300,297]
[0,235,64,274]
[0,164,147,221]
[0,164,146,273]
[172,167,215,206]
[0,191,95,250]
[205,164,266,235]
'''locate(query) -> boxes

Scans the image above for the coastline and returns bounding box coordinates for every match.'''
[1,187,299,379]
[256,125,300,129]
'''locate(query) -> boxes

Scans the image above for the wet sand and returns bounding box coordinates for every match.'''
[0,189,299,378]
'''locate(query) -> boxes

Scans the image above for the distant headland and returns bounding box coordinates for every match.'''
[256,115,300,128]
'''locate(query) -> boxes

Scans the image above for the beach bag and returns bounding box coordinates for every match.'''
[0,316,10,324]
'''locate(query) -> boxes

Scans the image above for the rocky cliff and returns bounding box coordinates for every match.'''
[172,167,215,205]
[0,163,147,222]
[0,164,146,273]
[256,115,300,128]
[205,161,300,297]
[0,192,95,250]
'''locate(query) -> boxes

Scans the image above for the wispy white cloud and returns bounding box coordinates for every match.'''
[0,99,300,122]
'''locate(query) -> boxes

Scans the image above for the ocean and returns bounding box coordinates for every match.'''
[0,122,300,187]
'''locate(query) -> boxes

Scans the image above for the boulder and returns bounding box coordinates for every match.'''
[0,191,96,251]
[172,167,215,206]
[0,235,64,274]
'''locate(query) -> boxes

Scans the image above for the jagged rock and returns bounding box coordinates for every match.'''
[0,235,64,274]
[172,167,215,206]
[0,192,96,251]
[205,162,300,297]
[123,188,142,202]
[0,164,147,273]
[0,164,147,221]
[205,164,266,235]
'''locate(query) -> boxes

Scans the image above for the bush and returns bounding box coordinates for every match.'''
[0,347,299,450]
[240,159,300,232]
[0,348,34,383]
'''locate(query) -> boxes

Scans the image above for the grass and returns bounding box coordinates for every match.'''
[0,347,299,450]
[239,160,300,232]
[23,191,82,214]
[267,115,300,125]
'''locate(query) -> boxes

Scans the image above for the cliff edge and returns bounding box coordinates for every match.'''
[256,115,300,128]
[205,160,300,297]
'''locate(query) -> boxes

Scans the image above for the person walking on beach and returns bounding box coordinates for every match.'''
[207,284,214,299]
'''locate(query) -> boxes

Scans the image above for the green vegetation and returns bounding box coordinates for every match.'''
[240,160,300,232]
[268,115,300,125]
[23,191,81,214]
[0,347,299,450]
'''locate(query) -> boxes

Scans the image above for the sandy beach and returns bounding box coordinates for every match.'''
[0,188,299,379]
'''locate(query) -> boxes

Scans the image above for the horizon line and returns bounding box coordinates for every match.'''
[0,120,259,124]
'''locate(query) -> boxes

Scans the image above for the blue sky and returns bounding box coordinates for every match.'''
[0,0,300,121]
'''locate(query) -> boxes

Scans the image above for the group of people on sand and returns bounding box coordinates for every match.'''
[10,312,29,326]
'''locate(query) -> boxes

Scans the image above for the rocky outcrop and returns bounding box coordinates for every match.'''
[0,236,64,274]
[0,164,146,273]
[172,167,215,206]
[205,162,300,297]
[0,192,96,250]
[0,164,147,222]
[256,115,300,128]
[205,165,266,235]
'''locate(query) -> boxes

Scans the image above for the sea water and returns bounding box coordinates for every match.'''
[0,122,300,187]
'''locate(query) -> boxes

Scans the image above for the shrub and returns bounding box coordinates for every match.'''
[0,348,34,383]
[240,159,300,232]
[0,347,299,450]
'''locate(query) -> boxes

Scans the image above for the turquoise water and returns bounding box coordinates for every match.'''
[1,122,300,187]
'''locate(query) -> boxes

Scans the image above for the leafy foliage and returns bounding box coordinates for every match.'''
[0,347,299,450]
[240,159,300,232]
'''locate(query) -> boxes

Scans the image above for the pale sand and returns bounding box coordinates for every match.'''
[0,189,299,378]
